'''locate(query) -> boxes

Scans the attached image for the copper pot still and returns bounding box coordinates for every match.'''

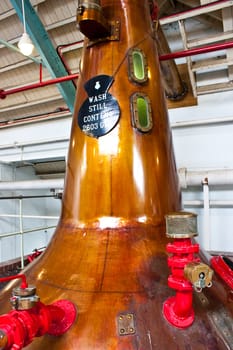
[0,1,232,349]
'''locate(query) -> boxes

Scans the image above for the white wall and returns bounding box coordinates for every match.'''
[170,90,233,254]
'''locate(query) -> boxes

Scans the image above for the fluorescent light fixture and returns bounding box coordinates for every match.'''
[18,0,34,56]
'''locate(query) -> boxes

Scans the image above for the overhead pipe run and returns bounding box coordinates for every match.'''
[10,0,76,113]
[159,40,233,61]
[0,179,64,191]
[1,3,233,99]
[0,73,79,99]
[171,115,233,128]
[179,168,233,188]
[0,169,233,191]
[2,39,233,99]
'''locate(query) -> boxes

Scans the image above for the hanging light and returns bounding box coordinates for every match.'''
[18,0,34,56]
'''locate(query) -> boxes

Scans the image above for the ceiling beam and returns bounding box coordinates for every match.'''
[160,0,233,25]
[10,0,76,113]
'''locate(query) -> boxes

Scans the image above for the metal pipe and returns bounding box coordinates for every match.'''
[1,168,233,191]
[1,40,232,98]
[0,274,28,289]
[56,40,84,77]
[159,40,233,61]
[19,198,24,269]
[0,195,57,200]
[203,179,211,251]
[0,169,233,191]
[183,200,233,207]
[179,168,233,188]
[0,2,231,101]
[0,179,64,190]
[0,73,79,99]
[171,116,233,128]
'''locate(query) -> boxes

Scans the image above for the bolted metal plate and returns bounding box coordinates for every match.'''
[117,313,136,336]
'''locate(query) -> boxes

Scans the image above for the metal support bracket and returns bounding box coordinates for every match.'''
[88,20,121,47]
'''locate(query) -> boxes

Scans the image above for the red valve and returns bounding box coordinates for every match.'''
[0,300,76,350]
[0,274,77,349]
[163,238,200,328]
[163,212,213,328]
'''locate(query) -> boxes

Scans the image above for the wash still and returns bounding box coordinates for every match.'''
[0,1,232,349]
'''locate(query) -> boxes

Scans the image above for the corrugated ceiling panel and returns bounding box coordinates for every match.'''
[0,61,47,87]
[39,0,76,26]
[0,14,22,41]
[0,96,67,122]
[0,84,62,108]
[0,93,28,110]
[0,0,13,13]
[0,0,46,24]
[40,0,77,25]
[50,24,83,47]
[0,85,73,113]
[0,48,31,70]
[24,84,66,101]
[0,0,46,15]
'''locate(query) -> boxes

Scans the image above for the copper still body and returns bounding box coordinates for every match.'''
[0,1,232,349]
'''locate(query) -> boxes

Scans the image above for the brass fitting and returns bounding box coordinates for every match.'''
[184,262,213,292]
[10,286,40,310]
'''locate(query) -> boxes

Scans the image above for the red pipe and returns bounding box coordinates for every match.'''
[0,300,76,350]
[1,40,232,99]
[0,274,28,289]
[160,40,233,61]
[211,256,233,289]
[0,73,79,99]
[39,63,43,83]
[56,40,84,78]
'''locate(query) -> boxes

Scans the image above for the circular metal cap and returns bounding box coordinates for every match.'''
[12,286,36,297]
[165,211,198,238]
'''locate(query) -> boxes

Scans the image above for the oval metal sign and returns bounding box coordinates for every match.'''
[78,75,120,138]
